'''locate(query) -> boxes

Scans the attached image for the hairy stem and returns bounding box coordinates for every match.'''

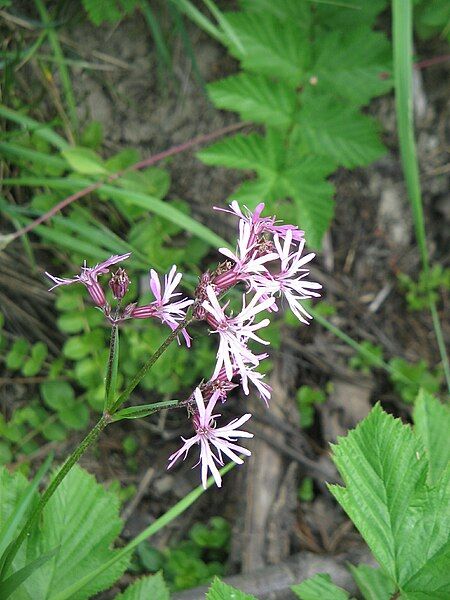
[2,416,109,577]
[110,312,195,414]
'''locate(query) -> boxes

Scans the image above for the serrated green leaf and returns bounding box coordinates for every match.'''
[315,0,387,29]
[295,94,386,168]
[198,132,277,173]
[279,156,335,248]
[12,466,130,599]
[62,147,107,175]
[291,573,350,599]
[199,132,335,247]
[206,577,258,600]
[239,0,311,27]
[0,456,52,560]
[328,403,450,595]
[50,463,236,600]
[223,12,310,86]
[309,28,392,106]
[207,73,296,127]
[413,390,450,486]
[349,564,395,600]
[115,572,169,600]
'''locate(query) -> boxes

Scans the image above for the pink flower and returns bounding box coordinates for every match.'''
[238,359,272,404]
[253,232,322,324]
[131,266,193,346]
[46,253,131,307]
[215,221,278,289]
[202,286,274,383]
[168,388,253,488]
[216,201,304,242]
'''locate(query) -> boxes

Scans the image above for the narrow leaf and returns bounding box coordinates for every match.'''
[1,177,228,249]
[112,400,180,421]
[0,548,58,599]
[0,104,69,150]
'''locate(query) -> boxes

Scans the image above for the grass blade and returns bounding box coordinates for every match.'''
[392,0,450,392]
[0,548,59,599]
[0,104,69,150]
[1,176,229,249]
[34,0,78,131]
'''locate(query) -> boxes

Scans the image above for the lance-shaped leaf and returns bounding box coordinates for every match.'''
[111,400,180,421]
[115,572,169,600]
[11,466,130,599]
[329,403,450,597]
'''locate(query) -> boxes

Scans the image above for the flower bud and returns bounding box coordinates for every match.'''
[87,281,107,307]
[109,268,130,300]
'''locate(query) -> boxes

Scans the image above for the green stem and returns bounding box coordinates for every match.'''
[392,0,450,392]
[104,317,119,410]
[110,312,195,414]
[309,307,415,386]
[1,416,109,577]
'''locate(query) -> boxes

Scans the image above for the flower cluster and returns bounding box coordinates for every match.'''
[46,202,321,488]
[46,256,192,344]
[170,202,321,487]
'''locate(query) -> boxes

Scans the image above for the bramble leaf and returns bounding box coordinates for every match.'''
[199,132,335,248]
[206,577,258,599]
[294,94,386,168]
[349,564,395,600]
[115,572,169,600]
[223,12,310,86]
[413,390,450,486]
[207,73,297,128]
[291,573,350,599]
[329,403,450,597]
[308,28,392,106]
[11,466,130,599]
